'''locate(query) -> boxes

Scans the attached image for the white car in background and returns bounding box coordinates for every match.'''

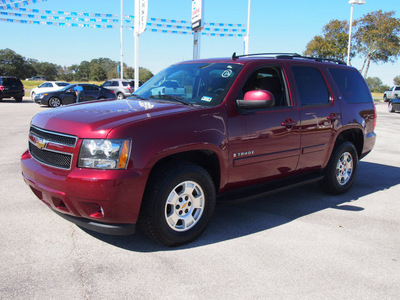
[30,81,69,100]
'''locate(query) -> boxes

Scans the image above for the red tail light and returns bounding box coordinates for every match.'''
[0,85,4,91]
[128,86,133,93]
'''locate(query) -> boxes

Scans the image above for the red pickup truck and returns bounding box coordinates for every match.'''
[21,53,376,246]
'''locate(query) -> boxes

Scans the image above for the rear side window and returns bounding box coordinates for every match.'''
[2,78,22,86]
[122,82,129,86]
[292,66,330,106]
[329,68,373,103]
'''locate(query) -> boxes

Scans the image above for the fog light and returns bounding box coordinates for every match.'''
[89,206,104,219]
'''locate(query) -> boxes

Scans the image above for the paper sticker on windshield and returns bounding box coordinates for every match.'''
[201,96,213,102]
[222,69,233,78]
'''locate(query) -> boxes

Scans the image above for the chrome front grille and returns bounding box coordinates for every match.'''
[29,126,77,170]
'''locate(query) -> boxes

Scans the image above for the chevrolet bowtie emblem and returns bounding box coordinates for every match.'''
[35,138,47,150]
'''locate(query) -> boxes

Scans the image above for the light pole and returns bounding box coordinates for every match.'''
[244,0,251,55]
[347,0,366,65]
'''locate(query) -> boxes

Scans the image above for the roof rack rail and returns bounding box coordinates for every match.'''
[231,52,346,65]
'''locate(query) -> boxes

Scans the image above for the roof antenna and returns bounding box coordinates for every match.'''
[232,52,239,60]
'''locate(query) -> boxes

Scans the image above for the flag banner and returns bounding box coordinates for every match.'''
[0,0,46,10]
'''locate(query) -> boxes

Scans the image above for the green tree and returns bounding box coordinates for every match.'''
[365,77,389,93]
[89,63,107,81]
[75,61,91,81]
[304,19,351,61]
[354,10,400,77]
[29,60,60,81]
[0,48,34,79]
[58,66,74,82]
[124,66,153,82]
[394,75,400,85]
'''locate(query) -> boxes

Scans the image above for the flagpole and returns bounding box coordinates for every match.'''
[134,0,139,91]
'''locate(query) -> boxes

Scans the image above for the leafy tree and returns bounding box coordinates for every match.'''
[394,75,400,85]
[354,10,400,77]
[304,20,351,61]
[0,48,34,79]
[124,66,153,82]
[89,63,107,81]
[58,66,75,82]
[29,60,60,81]
[75,61,91,81]
[365,77,389,93]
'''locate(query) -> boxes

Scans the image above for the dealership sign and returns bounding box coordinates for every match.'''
[191,0,203,31]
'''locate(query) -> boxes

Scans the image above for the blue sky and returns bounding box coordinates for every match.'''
[0,0,399,85]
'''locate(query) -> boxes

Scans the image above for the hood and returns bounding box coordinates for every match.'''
[31,99,195,139]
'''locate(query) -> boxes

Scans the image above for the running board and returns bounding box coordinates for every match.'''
[217,173,324,204]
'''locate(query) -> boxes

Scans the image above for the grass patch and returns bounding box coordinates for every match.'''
[371,92,383,101]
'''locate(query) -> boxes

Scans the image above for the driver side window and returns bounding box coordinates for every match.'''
[241,67,289,107]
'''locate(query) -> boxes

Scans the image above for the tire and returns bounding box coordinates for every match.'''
[15,97,23,103]
[320,141,358,195]
[31,92,36,100]
[383,95,388,102]
[48,97,61,107]
[139,162,216,247]
[388,102,395,113]
[116,92,124,100]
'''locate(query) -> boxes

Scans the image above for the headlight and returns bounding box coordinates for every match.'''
[39,93,47,99]
[78,139,131,169]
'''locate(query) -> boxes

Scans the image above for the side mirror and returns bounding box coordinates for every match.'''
[236,90,275,110]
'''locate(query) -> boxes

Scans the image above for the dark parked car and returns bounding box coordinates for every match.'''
[388,96,400,113]
[0,76,24,102]
[34,83,116,107]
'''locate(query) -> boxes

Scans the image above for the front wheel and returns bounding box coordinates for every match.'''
[320,142,358,195]
[48,97,61,107]
[139,162,216,247]
[116,92,124,100]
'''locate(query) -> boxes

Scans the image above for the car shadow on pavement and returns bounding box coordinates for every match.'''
[81,161,400,251]
[0,99,34,104]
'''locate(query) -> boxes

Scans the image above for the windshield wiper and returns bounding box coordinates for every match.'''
[149,95,192,106]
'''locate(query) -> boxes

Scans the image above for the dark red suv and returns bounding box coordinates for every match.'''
[21,53,376,246]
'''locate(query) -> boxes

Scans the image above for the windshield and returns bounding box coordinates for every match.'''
[131,62,243,106]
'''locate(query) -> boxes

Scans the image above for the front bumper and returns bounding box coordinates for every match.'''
[21,150,147,235]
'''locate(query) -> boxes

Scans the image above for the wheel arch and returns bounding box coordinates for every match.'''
[333,128,364,159]
[145,150,221,194]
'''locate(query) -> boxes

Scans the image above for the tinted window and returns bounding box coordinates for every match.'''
[292,66,330,106]
[395,87,400,91]
[241,67,289,107]
[56,82,69,87]
[329,68,373,103]
[111,81,119,87]
[122,82,130,87]
[2,78,21,86]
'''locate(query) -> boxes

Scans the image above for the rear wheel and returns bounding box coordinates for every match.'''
[383,95,388,102]
[388,102,395,113]
[31,92,36,100]
[320,142,358,195]
[48,97,61,107]
[116,92,124,100]
[139,162,216,247]
[15,97,23,102]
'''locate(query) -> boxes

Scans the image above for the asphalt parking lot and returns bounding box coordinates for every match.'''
[0,99,399,299]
